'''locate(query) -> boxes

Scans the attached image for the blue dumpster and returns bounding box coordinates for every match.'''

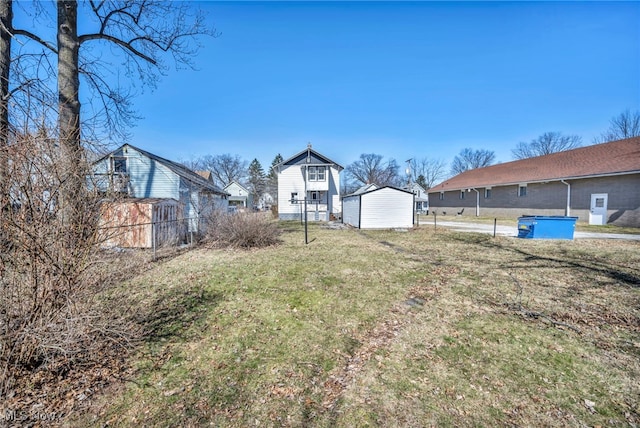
[517,216,578,239]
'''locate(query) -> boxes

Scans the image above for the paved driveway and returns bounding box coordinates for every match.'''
[418,219,640,241]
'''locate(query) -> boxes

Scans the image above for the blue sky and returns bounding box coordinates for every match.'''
[129,1,639,173]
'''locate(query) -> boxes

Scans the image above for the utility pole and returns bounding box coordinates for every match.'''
[405,158,412,186]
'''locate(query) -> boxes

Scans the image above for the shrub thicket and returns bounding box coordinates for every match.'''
[0,134,136,401]
[204,210,281,249]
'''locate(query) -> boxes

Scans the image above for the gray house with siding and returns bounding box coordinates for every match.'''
[428,137,640,227]
[91,144,229,233]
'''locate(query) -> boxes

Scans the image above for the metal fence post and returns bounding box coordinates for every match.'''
[152,220,156,261]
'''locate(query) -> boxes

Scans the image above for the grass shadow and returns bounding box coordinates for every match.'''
[135,286,223,343]
[449,233,640,288]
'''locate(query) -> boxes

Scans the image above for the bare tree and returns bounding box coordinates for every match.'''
[594,109,640,143]
[512,132,583,160]
[11,0,213,228]
[408,157,447,189]
[0,1,213,403]
[188,154,249,188]
[450,148,495,175]
[0,0,11,208]
[346,153,401,187]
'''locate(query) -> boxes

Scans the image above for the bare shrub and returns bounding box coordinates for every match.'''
[204,210,281,248]
[0,133,137,400]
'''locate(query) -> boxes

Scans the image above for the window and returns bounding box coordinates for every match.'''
[595,198,605,208]
[310,191,319,201]
[290,192,298,204]
[485,188,491,199]
[439,192,444,200]
[307,166,326,182]
[112,156,127,174]
[308,167,316,181]
[460,191,465,199]
[518,185,527,197]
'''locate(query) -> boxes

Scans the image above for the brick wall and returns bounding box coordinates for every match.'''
[428,173,640,227]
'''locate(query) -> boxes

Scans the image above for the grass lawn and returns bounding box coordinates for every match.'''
[77,221,640,427]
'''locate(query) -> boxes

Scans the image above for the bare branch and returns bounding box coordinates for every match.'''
[11,28,57,54]
[346,153,401,188]
[512,132,582,160]
[594,109,640,143]
[450,148,495,175]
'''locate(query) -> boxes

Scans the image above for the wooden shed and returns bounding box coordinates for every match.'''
[342,186,415,229]
[99,198,184,248]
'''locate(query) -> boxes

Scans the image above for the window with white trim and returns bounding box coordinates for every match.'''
[484,188,491,199]
[460,191,465,199]
[439,192,444,200]
[307,166,326,182]
[518,185,527,197]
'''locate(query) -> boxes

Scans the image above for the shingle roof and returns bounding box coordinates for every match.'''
[95,144,229,196]
[431,137,640,192]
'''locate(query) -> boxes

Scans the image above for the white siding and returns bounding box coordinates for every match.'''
[277,166,306,218]
[329,167,341,216]
[277,159,342,220]
[342,196,361,227]
[360,188,414,229]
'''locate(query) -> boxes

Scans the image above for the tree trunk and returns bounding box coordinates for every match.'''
[57,0,84,234]
[0,0,12,209]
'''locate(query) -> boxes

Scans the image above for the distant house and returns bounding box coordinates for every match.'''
[428,137,640,227]
[274,144,343,221]
[258,192,275,211]
[224,181,253,210]
[342,185,415,229]
[91,144,229,234]
[404,182,429,213]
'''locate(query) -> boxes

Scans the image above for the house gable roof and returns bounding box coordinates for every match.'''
[276,145,344,171]
[431,137,640,192]
[95,144,230,196]
[347,183,378,196]
[196,170,213,182]
[223,180,250,194]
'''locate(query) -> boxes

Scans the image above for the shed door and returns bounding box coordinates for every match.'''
[589,193,608,225]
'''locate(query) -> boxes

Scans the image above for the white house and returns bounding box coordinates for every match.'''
[224,180,253,209]
[274,144,343,221]
[342,185,415,229]
[404,182,429,213]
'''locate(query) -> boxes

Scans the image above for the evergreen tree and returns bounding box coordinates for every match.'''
[248,158,265,207]
[416,174,428,189]
[266,153,283,202]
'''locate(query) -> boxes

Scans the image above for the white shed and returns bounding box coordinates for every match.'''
[342,186,415,229]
